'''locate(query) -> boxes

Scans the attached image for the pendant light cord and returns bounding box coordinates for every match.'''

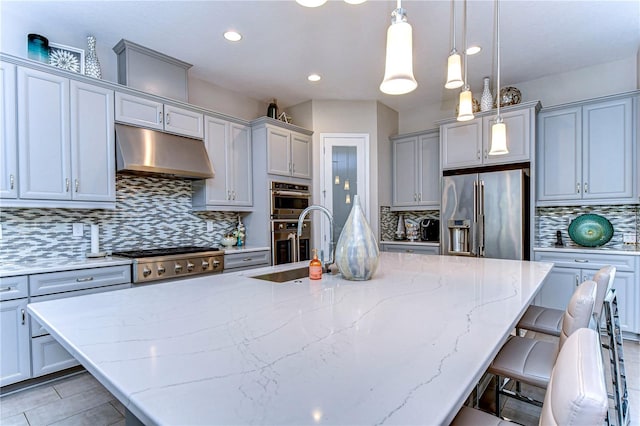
[463,0,468,88]
[496,0,501,119]
[450,0,456,52]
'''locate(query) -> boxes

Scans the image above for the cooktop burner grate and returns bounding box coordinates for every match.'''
[112,246,221,258]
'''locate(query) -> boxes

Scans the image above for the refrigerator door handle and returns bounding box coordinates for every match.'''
[478,180,485,257]
[472,180,478,256]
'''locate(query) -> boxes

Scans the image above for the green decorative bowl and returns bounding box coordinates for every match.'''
[568,214,614,247]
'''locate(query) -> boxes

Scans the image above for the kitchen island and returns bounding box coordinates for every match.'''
[28,253,553,425]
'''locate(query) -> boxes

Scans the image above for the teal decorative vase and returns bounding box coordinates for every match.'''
[334,194,379,281]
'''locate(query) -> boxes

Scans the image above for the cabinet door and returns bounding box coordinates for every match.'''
[582,98,633,200]
[114,92,163,130]
[536,107,582,202]
[229,123,253,205]
[483,108,531,165]
[535,267,580,310]
[164,104,204,139]
[70,81,115,202]
[0,62,17,199]
[441,119,482,169]
[204,116,230,204]
[31,335,78,378]
[291,132,312,179]
[392,137,418,207]
[267,127,291,177]
[17,67,70,200]
[417,133,440,207]
[0,299,31,386]
[609,270,636,334]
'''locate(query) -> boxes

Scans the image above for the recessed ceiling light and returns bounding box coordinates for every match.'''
[466,45,481,55]
[308,74,321,82]
[344,0,367,4]
[223,31,242,42]
[296,0,327,7]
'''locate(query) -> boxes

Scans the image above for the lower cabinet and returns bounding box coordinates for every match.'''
[31,334,79,377]
[533,250,638,336]
[380,242,440,255]
[0,295,31,386]
[224,250,271,272]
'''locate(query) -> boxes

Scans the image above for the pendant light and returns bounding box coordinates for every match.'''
[457,0,474,121]
[380,0,417,95]
[489,0,508,155]
[445,0,463,89]
[296,0,327,7]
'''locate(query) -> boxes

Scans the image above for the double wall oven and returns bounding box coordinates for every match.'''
[270,181,311,265]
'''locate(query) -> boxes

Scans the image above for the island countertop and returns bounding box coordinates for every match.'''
[28,253,553,425]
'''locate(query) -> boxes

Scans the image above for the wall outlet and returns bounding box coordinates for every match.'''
[622,233,636,244]
[72,223,84,237]
[206,221,214,232]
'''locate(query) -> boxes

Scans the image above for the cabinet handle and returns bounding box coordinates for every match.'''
[484,149,488,159]
[243,258,253,262]
[576,275,580,287]
[292,164,296,174]
[574,259,589,263]
[21,309,26,325]
[227,190,231,200]
[405,249,414,253]
[0,286,12,292]
[10,174,14,189]
[75,179,79,192]
[584,182,588,193]
[576,182,580,193]
[289,162,292,172]
[159,111,163,123]
[232,190,236,200]
[65,178,70,192]
[413,193,417,201]
[166,112,170,125]
[477,150,481,160]
[418,193,422,201]
[76,276,94,282]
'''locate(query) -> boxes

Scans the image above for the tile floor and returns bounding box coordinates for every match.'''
[0,340,638,425]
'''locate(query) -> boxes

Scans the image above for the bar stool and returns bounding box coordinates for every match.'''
[489,279,596,416]
[517,265,615,337]
[451,328,608,426]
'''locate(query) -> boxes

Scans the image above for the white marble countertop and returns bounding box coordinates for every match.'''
[534,246,640,256]
[222,245,271,254]
[28,253,553,426]
[0,256,132,278]
[380,240,440,246]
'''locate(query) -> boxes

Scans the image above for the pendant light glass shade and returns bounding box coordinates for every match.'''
[490,118,508,155]
[380,6,417,95]
[457,87,474,121]
[445,51,463,89]
[295,0,327,6]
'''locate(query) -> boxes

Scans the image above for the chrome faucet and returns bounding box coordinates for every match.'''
[297,205,334,272]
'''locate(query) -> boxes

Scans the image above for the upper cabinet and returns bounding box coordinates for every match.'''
[252,120,312,180]
[440,101,540,170]
[0,61,17,199]
[537,93,637,205]
[192,115,253,211]
[114,92,204,139]
[391,129,440,210]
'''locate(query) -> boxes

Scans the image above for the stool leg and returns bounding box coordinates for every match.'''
[495,374,501,417]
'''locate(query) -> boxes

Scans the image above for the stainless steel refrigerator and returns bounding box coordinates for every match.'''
[440,168,529,260]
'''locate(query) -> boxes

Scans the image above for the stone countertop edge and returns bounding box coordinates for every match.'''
[0,257,133,278]
[380,240,440,246]
[533,246,640,256]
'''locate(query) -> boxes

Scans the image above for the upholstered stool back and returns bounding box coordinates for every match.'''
[559,280,596,349]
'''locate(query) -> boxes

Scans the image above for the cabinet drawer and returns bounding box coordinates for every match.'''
[0,276,28,301]
[30,283,130,337]
[31,334,79,378]
[533,251,635,272]
[224,250,271,271]
[30,265,131,296]
[382,244,440,255]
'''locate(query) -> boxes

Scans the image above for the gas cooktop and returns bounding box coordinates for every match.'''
[112,246,221,258]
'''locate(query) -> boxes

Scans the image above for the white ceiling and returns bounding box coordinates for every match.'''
[2,1,639,114]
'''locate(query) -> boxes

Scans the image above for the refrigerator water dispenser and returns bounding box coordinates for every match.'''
[448,219,470,254]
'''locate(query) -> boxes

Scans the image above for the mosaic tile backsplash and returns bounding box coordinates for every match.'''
[379,206,440,241]
[535,205,639,249]
[0,175,241,262]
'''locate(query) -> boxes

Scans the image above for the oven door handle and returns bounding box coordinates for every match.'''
[273,190,310,197]
[287,232,298,263]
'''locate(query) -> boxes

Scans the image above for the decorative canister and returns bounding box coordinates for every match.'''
[480,77,492,112]
[334,194,379,281]
[27,34,49,63]
[267,99,279,119]
[84,35,102,79]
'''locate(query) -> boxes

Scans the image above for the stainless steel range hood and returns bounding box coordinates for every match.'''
[115,124,214,179]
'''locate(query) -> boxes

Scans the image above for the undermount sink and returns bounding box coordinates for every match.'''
[250,267,308,283]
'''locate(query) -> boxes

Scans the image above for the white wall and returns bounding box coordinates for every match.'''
[376,102,398,208]
[399,56,639,134]
[188,77,264,121]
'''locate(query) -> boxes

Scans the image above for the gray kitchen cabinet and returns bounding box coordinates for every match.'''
[14,66,115,207]
[0,61,17,199]
[224,249,271,272]
[380,242,439,255]
[115,92,204,139]
[533,250,638,337]
[537,93,636,205]
[0,276,30,386]
[262,124,312,179]
[440,101,539,170]
[192,116,252,210]
[391,130,439,210]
